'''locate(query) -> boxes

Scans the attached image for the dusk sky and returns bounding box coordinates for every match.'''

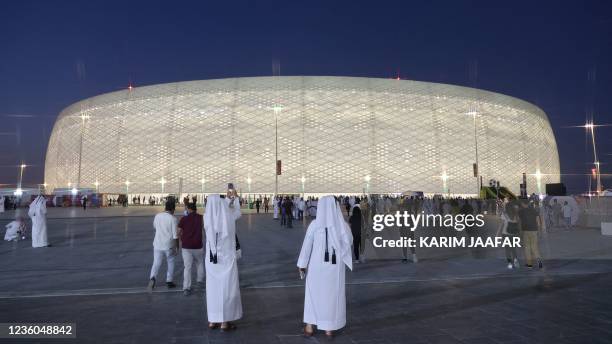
[1,0,611,194]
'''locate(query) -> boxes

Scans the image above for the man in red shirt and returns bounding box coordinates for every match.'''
[179,202,204,296]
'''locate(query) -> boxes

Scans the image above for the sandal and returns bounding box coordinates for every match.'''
[220,323,237,332]
[303,324,314,337]
[208,322,219,329]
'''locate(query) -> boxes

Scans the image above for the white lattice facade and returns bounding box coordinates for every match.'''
[44,76,560,195]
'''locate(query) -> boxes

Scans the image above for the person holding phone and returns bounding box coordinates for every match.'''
[297,195,353,337]
[204,194,243,331]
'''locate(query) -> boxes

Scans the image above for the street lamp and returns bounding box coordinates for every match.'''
[465,110,480,195]
[77,112,89,190]
[94,180,99,193]
[159,177,166,194]
[533,170,543,195]
[269,104,283,196]
[441,172,449,195]
[364,175,371,194]
[571,121,607,195]
[18,163,26,190]
[301,176,306,194]
[584,122,602,195]
[247,176,252,193]
[125,180,130,194]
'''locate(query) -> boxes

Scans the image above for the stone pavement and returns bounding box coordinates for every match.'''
[0,208,611,343]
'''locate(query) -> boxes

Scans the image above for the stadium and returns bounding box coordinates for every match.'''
[44,76,560,196]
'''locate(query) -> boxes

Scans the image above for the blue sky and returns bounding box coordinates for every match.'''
[1,0,611,193]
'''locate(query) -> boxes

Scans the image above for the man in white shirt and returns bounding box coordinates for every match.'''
[298,197,305,220]
[561,201,572,229]
[148,199,179,291]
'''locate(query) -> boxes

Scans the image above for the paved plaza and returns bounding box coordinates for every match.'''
[1,207,612,344]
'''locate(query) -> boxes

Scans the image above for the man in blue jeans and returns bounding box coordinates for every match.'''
[179,202,205,296]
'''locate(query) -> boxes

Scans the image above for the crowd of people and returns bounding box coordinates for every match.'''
[273,194,560,273]
[0,189,584,338]
[148,192,243,332]
[0,195,20,211]
[145,191,356,336]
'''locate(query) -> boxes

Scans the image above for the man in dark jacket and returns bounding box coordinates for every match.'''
[178,202,204,295]
[283,197,294,228]
[349,198,363,262]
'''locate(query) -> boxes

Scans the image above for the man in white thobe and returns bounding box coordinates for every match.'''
[293,197,299,219]
[297,196,353,337]
[273,196,279,219]
[29,196,49,248]
[205,194,242,331]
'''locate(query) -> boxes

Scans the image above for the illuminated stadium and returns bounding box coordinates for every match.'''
[44,76,560,196]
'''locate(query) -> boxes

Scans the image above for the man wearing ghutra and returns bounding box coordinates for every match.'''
[28,195,49,248]
[204,193,243,331]
[297,195,353,337]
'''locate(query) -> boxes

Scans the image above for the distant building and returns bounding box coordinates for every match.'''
[44,76,560,195]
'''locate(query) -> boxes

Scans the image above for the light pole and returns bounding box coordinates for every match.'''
[270,104,283,197]
[570,121,608,195]
[441,172,449,196]
[533,170,543,195]
[17,163,26,193]
[364,175,371,195]
[301,176,306,196]
[76,112,89,190]
[94,180,99,193]
[125,180,130,195]
[160,177,166,194]
[465,110,480,196]
[585,122,602,195]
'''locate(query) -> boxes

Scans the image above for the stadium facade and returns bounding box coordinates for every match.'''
[44,76,560,196]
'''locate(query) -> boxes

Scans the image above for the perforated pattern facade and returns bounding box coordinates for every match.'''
[44,76,560,195]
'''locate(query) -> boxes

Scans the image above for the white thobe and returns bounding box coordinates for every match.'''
[4,221,21,241]
[29,199,48,248]
[205,198,243,323]
[297,225,347,331]
[273,200,279,219]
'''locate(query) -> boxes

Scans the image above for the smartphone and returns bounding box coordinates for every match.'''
[227,183,236,204]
